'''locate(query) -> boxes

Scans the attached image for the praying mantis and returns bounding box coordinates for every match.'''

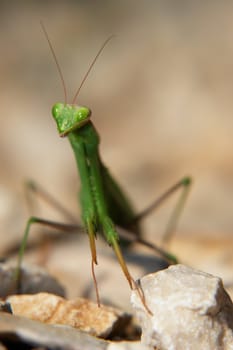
[16,24,191,309]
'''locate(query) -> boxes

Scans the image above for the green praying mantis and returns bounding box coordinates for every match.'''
[16,24,191,310]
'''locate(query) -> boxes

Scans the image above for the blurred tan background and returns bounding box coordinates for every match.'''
[0,1,233,305]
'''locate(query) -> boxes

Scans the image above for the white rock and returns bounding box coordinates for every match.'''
[131,264,233,350]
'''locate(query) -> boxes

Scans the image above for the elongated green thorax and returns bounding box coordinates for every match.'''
[52,103,91,137]
[52,102,140,238]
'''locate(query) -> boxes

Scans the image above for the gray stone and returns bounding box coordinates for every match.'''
[0,261,65,297]
[131,264,233,350]
[0,312,151,350]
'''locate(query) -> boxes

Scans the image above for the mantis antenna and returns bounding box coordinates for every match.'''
[40,21,68,104]
[40,21,114,106]
[72,35,115,104]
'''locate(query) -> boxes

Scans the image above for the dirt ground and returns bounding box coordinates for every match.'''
[0,1,233,308]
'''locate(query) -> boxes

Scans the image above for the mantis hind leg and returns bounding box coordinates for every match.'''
[25,180,179,262]
[24,180,77,223]
[131,176,192,246]
[16,217,81,291]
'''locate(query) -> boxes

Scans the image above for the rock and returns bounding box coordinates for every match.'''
[131,264,233,350]
[0,312,107,350]
[0,261,65,297]
[7,292,131,339]
[0,311,150,350]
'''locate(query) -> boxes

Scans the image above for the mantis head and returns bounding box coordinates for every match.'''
[52,103,91,137]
